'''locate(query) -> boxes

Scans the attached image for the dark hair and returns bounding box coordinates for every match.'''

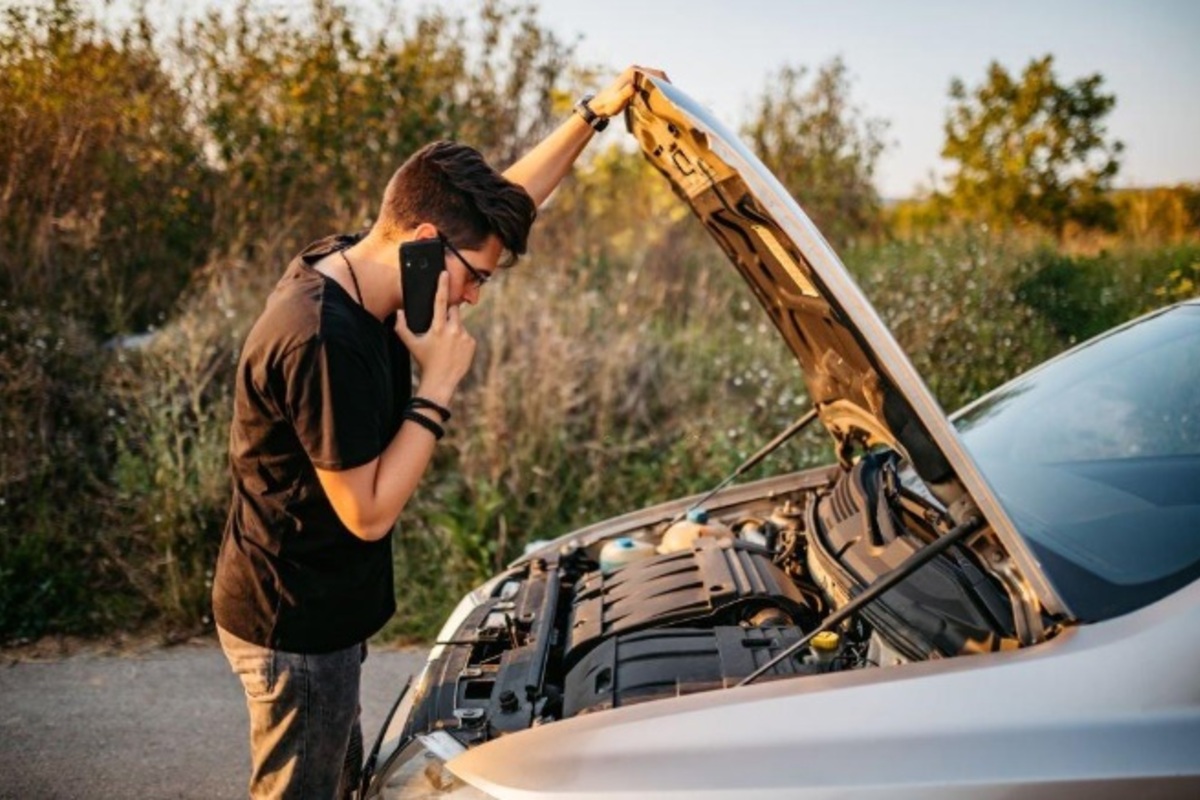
[376,141,537,266]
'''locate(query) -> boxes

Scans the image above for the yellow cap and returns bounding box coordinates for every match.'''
[811,631,840,652]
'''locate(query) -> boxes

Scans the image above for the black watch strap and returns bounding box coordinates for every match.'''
[574,94,609,132]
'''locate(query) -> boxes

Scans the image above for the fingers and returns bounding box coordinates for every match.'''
[594,66,670,116]
[397,298,474,397]
[635,66,669,82]
[429,270,450,331]
[393,308,414,345]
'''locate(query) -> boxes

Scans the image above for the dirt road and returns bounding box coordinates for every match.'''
[0,639,428,799]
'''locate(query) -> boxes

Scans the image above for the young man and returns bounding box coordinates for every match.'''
[212,66,665,798]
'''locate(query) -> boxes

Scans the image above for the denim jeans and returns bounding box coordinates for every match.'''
[218,626,366,799]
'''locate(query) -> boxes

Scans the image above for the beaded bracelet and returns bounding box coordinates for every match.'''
[409,396,451,422]
[403,409,445,440]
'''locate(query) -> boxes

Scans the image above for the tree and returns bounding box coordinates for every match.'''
[177,0,573,255]
[0,0,212,335]
[742,58,888,248]
[942,55,1123,234]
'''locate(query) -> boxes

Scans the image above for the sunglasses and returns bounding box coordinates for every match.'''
[438,234,492,288]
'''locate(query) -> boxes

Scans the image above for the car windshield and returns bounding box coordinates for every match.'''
[954,303,1200,622]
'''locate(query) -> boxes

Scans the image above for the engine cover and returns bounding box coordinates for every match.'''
[811,452,1013,658]
[563,626,815,717]
[565,537,812,666]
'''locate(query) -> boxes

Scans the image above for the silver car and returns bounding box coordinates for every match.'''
[362,75,1200,799]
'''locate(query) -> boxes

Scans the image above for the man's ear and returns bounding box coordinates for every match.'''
[413,222,439,240]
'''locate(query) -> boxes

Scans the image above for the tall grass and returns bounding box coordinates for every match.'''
[1,0,1196,644]
[381,216,1200,640]
[0,0,576,643]
[5,207,1194,645]
[383,212,818,640]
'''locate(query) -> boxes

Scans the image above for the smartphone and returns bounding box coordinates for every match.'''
[400,237,445,334]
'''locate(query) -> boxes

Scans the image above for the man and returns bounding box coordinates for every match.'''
[212,66,665,798]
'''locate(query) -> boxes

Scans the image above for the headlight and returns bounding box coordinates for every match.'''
[373,732,497,800]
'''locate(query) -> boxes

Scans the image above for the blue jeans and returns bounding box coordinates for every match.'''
[218,626,365,799]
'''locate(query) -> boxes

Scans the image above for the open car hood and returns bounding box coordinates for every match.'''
[625,75,1068,631]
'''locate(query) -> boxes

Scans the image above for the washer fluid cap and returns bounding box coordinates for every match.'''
[600,537,656,574]
[686,507,710,524]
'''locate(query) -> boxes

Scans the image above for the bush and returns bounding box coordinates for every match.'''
[848,234,1200,413]
[177,0,572,265]
[0,0,579,642]
[0,304,121,638]
[1016,243,1200,344]
[848,233,1063,412]
[101,267,245,634]
[1113,185,1200,244]
[0,0,213,337]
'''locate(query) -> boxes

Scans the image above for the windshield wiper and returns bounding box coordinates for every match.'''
[664,407,820,527]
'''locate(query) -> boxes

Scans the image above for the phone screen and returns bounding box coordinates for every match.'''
[400,238,445,334]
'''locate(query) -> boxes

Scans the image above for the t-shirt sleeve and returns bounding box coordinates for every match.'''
[281,335,384,471]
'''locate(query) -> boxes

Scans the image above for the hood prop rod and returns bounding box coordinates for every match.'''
[738,514,984,687]
[666,407,819,527]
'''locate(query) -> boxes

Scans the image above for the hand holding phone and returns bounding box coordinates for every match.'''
[395,270,477,403]
[400,237,445,334]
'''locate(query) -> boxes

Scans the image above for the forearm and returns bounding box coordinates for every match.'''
[503,66,661,209]
[359,414,442,538]
[316,386,456,542]
[503,114,595,208]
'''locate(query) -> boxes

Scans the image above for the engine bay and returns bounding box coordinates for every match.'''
[398,452,1018,749]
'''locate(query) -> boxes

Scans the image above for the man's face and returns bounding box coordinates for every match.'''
[444,233,502,307]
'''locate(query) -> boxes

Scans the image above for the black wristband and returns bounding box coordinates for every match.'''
[403,409,445,440]
[409,396,451,422]
[574,94,609,132]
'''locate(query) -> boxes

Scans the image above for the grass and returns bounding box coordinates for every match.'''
[2,218,1195,645]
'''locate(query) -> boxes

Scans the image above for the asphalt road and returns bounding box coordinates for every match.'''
[0,640,429,799]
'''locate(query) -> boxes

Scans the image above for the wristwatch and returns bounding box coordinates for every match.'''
[574,94,609,132]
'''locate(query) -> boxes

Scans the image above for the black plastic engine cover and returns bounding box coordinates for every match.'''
[565,537,811,667]
[402,559,560,745]
[812,452,1013,658]
[564,626,815,717]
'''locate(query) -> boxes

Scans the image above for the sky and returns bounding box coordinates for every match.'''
[99,0,1200,198]
[526,0,1200,198]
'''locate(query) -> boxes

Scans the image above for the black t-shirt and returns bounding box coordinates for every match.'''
[212,233,411,653]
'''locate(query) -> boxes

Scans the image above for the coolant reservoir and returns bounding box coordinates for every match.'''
[658,508,732,554]
[599,537,657,574]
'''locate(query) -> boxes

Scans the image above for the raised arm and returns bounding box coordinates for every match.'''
[503,66,668,207]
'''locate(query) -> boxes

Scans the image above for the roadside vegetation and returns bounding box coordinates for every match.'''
[2,0,1197,643]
